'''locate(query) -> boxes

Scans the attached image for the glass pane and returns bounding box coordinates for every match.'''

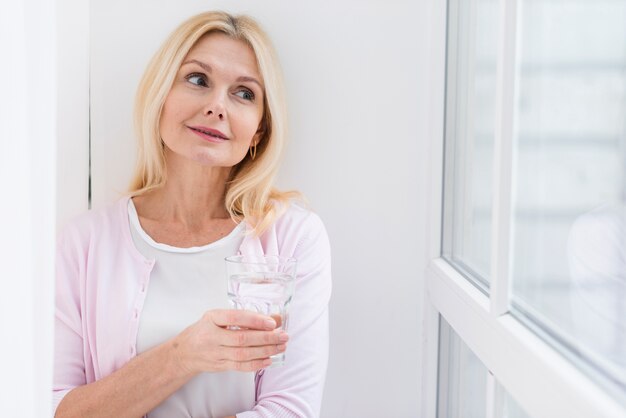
[442,0,498,289]
[501,383,532,418]
[510,0,626,403]
[437,316,488,418]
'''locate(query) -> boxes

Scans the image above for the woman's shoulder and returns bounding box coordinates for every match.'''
[265,200,329,248]
[58,197,129,245]
[272,200,325,232]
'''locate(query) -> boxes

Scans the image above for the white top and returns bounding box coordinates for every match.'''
[128,199,255,418]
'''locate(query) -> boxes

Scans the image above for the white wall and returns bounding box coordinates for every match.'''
[0,1,56,416]
[90,1,432,416]
[57,0,90,228]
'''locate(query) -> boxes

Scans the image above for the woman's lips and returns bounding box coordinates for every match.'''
[188,126,229,143]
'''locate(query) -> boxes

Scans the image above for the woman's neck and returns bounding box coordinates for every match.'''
[136,157,233,226]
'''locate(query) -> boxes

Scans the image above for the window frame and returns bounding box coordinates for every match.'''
[420,0,626,417]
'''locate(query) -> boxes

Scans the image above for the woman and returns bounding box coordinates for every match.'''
[53,11,331,418]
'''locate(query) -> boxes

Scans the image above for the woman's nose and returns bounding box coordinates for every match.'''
[203,92,226,120]
[206,109,223,120]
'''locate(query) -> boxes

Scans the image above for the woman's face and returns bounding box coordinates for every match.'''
[159,32,265,169]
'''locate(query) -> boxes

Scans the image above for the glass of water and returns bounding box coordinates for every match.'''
[225,255,296,367]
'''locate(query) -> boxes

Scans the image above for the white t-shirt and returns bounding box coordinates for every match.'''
[128,199,255,418]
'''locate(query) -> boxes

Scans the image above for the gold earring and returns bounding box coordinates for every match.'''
[249,142,257,160]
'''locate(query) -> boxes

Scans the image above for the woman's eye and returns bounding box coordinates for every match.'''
[234,89,255,101]
[186,73,207,87]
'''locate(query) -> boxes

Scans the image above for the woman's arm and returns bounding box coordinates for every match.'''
[55,337,189,418]
[236,212,332,418]
[55,310,287,418]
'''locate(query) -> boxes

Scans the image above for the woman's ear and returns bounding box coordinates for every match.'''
[253,123,265,146]
[250,131,261,148]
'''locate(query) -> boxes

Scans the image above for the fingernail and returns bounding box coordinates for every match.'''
[277,344,287,351]
[279,333,289,342]
[265,318,276,329]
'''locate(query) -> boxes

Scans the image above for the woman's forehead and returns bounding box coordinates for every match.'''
[183,32,262,81]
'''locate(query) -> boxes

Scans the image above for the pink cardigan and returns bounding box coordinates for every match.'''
[53,197,331,418]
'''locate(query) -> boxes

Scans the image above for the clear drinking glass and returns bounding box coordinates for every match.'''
[225,255,296,367]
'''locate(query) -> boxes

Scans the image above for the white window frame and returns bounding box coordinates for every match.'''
[420,1,626,417]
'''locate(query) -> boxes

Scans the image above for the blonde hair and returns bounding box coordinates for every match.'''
[130,11,300,234]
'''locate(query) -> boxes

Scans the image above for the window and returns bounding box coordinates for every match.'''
[501,383,530,418]
[436,317,532,418]
[437,317,488,418]
[425,0,626,417]
[510,0,626,399]
[442,0,498,290]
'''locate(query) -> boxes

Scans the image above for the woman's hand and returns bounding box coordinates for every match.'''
[169,309,289,376]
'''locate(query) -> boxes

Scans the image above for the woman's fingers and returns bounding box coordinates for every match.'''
[178,309,289,374]
[222,358,274,372]
[220,343,287,363]
[270,314,283,328]
[220,328,289,347]
[209,309,277,330]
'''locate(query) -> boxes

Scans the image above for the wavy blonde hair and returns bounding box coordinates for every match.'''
[130,11,300,234]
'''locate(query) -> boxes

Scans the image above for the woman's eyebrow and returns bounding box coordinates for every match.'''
[236,76,263,89]
[181,59,263,89]
[182,59,213,73]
